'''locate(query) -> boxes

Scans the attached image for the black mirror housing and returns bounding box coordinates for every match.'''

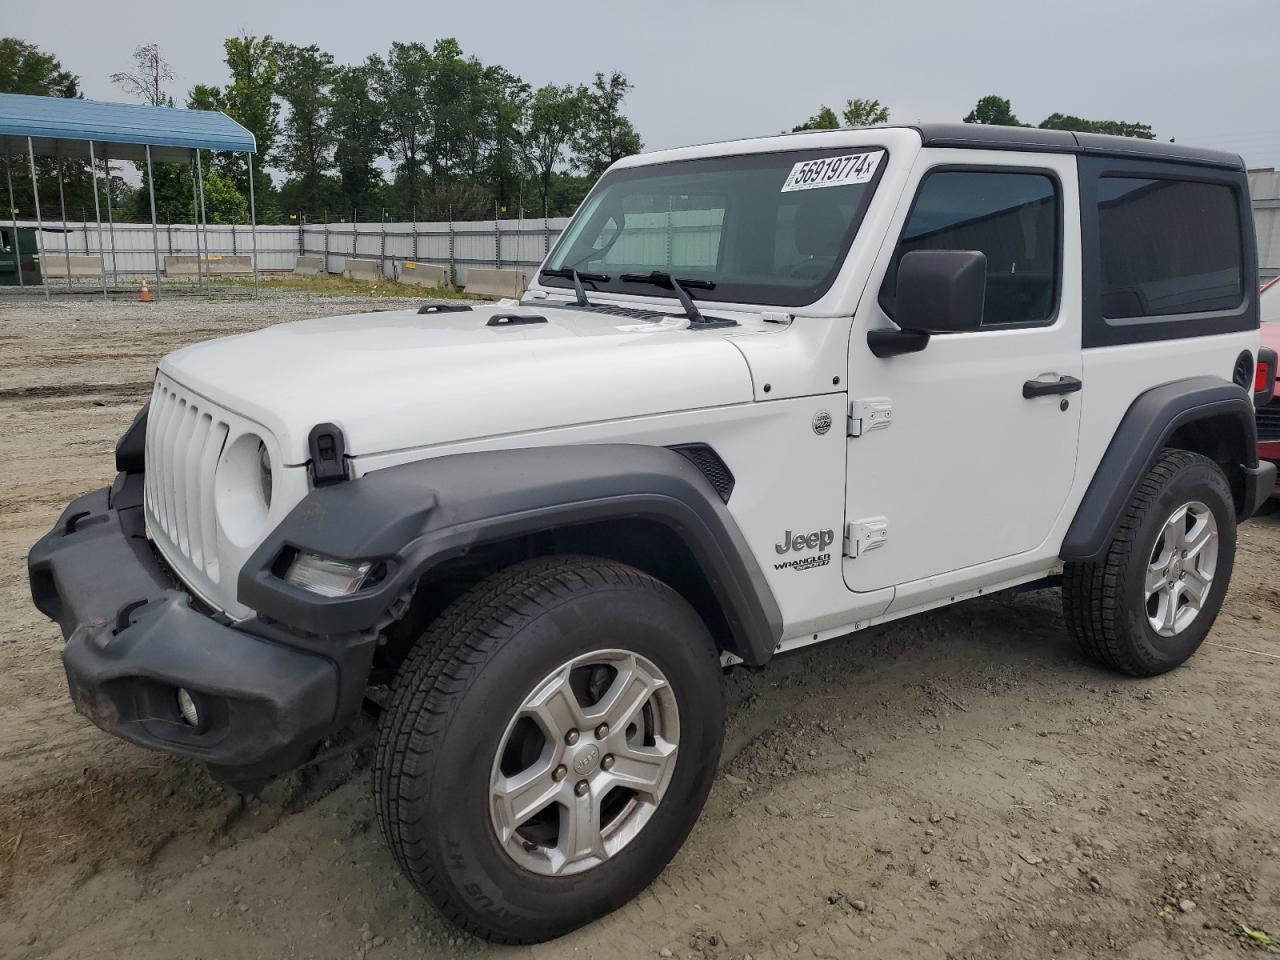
[895,249,987,334]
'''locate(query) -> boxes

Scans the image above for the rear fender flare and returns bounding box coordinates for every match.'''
[1060,376,1258,564]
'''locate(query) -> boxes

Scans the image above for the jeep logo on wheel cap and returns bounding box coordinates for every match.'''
[573,745,600,775]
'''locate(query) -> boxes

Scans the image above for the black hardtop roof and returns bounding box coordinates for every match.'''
[908,122,1244,170]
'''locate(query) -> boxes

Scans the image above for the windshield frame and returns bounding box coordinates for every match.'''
[538,145,890,309]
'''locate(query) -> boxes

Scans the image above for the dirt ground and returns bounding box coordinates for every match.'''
[1,292,1278,960]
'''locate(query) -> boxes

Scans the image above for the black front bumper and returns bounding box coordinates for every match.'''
[28,473,375,780]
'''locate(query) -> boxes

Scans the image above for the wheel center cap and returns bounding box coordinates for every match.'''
[572,744,600,776]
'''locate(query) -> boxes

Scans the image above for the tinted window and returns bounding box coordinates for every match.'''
[882,170,1060,327]
[1098,177,1243,319]
[543,148,885,307]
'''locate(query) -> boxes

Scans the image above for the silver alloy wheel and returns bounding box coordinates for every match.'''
[1145,500,1218,637]
[489,649,680,877]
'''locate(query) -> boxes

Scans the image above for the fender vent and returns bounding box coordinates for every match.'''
[1233,351,1254,390]
[669,443,735,503]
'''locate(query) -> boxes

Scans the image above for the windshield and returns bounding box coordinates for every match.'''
[1263,278,1280,323]
[541,147,887,308]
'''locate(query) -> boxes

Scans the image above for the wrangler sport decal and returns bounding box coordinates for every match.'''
[773,529,835,572]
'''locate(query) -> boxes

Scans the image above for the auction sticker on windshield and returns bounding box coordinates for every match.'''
[781,151,883,192]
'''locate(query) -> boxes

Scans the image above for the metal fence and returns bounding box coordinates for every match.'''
[12,217,572,285]
[23,189,1280,288]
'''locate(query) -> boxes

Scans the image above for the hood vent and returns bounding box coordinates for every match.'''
[418,303,472,314]
[548,302,670,322]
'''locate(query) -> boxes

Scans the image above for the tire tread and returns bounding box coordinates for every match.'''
[1062,449,1230,676]
[372,555,684,944]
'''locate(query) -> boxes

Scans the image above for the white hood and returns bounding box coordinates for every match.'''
[159,301,757,463]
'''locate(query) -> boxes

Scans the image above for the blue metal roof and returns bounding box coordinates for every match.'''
[0,93,256,161]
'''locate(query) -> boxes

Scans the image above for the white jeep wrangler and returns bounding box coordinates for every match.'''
[30,123,1278,942]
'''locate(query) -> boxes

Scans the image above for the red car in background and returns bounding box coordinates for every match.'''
[1258,277,1280,496]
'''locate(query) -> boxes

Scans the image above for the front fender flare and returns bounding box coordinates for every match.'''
[239,444,783,666]
[1060,376,1259,564]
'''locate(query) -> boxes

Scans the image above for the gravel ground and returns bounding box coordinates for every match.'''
[1,293,1279,960]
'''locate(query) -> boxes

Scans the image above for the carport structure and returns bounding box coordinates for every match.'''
[0,92,258,299]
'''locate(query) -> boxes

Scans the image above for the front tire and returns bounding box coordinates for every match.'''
[373,555,725,943]
[1063,449,1236,676]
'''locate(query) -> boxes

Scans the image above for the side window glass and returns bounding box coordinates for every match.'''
[1097,177,1243,319]
[881,170,1060,327]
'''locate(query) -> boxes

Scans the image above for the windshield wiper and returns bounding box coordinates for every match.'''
[541,267,609,307]
[618,271,738,329]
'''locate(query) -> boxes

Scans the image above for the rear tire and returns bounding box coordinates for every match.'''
[373,555,724,943]
[1063,449,1236,676]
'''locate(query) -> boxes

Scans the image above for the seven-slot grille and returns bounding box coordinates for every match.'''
[1258,398,1280,443]
[144,378,229,582]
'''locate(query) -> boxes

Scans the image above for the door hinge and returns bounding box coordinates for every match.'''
[848,397,893,437]
[843,517,888,558]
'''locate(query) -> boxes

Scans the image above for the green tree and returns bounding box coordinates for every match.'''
[964,95,1024,126]
[187,83,225,112]
[481,65,531,215]
[110,43,174,106]
[200,170,251,223]
[276,43,336,213]
[793,98,889,131]
[1038,113,1155,139]
[842,98,889,127]
[330,64,384,218]
[130,160,247,225]
[0,37,79,97]
[573,71,642,178]
[220,33,281,209]
[370,42,435,210]
[792,105,840,132]
[426,38,487,184]
[525,83,586,217]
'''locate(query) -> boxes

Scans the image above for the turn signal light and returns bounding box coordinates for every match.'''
[1257,359,1272,394]
[284,552,374,597]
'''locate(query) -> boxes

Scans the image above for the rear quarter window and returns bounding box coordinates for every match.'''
[1097,177,1245,319]
[1080,156,1257,348]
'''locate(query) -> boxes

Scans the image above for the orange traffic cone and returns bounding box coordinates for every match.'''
[140,279,152,303]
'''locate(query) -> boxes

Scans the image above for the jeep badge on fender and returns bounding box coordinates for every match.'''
[27,122,1275,944]
[776,529,836,554]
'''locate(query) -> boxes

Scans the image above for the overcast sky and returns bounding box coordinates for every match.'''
[8,0,1280,167]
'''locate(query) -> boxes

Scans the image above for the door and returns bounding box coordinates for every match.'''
[844,151,1083,599]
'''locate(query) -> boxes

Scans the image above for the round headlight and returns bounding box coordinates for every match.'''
[215,432,274,547]
[257,440,273,508]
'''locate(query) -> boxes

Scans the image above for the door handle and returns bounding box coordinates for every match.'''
[1022,375,1083,399]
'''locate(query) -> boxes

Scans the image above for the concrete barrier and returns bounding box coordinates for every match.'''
[397,261,450,287]
[41,254,104,279]
[464,267,528,299]
[164,254,253,276]
[344,257,383,281]
[293,255,325,277]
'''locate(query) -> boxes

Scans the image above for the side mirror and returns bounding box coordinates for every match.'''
[868,250,987,358]
[897,249,987,332]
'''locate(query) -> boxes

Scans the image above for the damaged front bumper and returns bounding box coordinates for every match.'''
[27,472,375,781]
